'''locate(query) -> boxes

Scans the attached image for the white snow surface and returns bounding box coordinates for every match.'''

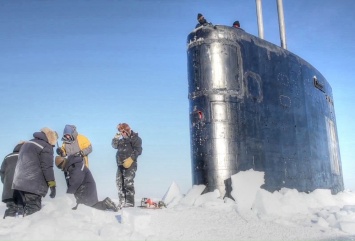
[1,169,355,240]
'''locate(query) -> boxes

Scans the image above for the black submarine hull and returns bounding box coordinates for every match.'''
[187,25,344,197]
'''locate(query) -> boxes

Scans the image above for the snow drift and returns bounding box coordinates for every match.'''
[0,170,354,240]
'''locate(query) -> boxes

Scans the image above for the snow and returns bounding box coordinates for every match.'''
[1,169,355,240]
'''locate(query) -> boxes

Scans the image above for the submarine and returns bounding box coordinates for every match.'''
[187,1,344,198]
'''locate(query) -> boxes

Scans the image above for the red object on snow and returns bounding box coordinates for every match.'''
[145,198,158,208]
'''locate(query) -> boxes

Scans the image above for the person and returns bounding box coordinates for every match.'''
[111,123,142,208]
[12,127,58,216]
[195,13,213,28]
[56,124,92,168]
[233,20,244,31]
[0,142,24,218]
[55,155,118,212]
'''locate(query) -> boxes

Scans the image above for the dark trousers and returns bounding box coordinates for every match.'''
[3,190,24,218]
[116,162,137,205]
[17,190,42,216]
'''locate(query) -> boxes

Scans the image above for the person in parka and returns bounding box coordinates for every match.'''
[0,142,24,218]
[12,127,58,216]
[111,123,142,208]
[55,155,118,212]
[195,13,213,28]
[56,124,92,168]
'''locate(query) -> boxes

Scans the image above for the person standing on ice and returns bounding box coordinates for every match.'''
[12,127,58,216]
[0,142,24,218]
[56,124,92,168]
[112,123,142,208]
[55,155,118,212]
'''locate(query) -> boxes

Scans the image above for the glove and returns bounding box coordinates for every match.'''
[114,133,121,139]
[48,180,56,187]
[122,157,134,168]
[48,181,56,198]
[56,148,65,157]
[49,186,56,198]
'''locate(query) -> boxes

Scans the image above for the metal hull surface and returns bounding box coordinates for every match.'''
[187,25,344,197]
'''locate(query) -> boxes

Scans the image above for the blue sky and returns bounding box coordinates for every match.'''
[0,0,354,199]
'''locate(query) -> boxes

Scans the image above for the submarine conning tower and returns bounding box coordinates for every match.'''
[187,25,344,197]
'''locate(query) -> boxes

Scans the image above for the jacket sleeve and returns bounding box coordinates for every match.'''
[81,144,92,156]
[39,146,55,182]
[111,138,119,149]
[66,165,85,194]
[78,135,92,156]
[130,136,142,160]
[60,144,67,157]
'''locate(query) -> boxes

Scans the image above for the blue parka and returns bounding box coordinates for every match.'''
[111,131,142,166]
[64,155,98,206]
[12,132,55,197]
[0,143,23,201]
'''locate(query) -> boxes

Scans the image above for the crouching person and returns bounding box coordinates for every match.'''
[55,155,118,212]
[12,127,58,216]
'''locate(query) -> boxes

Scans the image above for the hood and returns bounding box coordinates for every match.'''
[40,127,58,146]
[13,142,25,153]
[63,125,76,135]
[33,131,48,143]
[55,156,67,170]
[62,124,78,141]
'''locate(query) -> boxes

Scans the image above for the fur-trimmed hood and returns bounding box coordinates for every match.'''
[54,155,83,171]
[40,127,58,146]
[54,155,83,172]
[55,156,66,170]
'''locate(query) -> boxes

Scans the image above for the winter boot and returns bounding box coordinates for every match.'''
[23,206,40,217]
[104,197,118,212]
[3,208,17,219]
[123,202,134,208]
[17,206,24,216]
[124,194,135,208]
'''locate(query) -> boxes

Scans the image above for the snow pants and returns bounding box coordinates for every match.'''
[116,162,137,206]
[3,190,23,218]
[2,190,24,218]
[17,191,42,216]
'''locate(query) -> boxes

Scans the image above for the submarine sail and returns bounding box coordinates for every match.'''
[187,25,344,197]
